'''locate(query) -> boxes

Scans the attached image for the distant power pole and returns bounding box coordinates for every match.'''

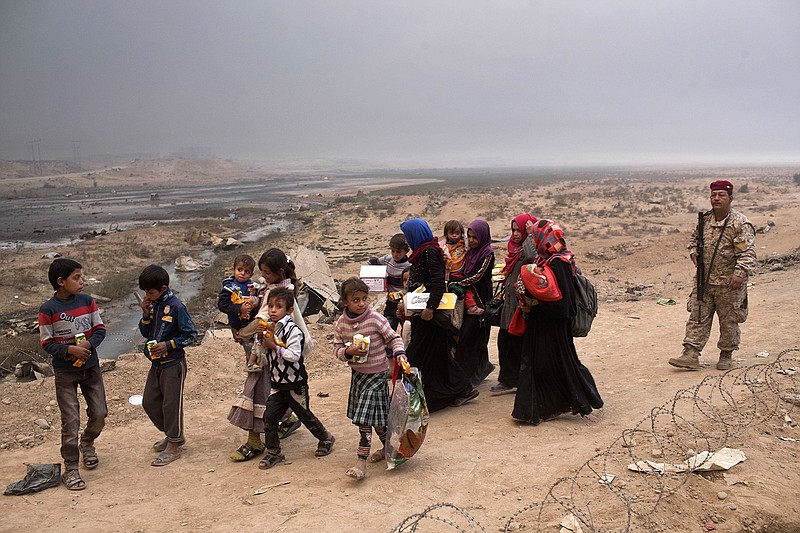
[72,140,81,167]
[28,139,41,175]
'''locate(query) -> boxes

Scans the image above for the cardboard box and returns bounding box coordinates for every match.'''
[359,264,387,293]
[404,291,457,310]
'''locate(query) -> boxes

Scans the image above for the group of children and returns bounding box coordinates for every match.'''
[38,259,197,490]
[37,219,478,490]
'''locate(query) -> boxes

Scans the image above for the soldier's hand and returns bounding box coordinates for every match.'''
[728,274,743,291]
[690,253,698,267]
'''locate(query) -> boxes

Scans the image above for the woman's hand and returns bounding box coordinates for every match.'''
[421,308,433,321]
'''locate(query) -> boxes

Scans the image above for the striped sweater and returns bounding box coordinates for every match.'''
[38,293,106,373]
[334,307,405,375]
[368,254,411,293]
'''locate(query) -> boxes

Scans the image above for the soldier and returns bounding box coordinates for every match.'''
[669,180,757,371]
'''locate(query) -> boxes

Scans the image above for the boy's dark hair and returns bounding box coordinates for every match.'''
[339,277,370,302]
[267,287,295,309]
[443,220,464,238]
[138,264,170,291]
[258,248,299,295]
[389,233,409,252]
[234,254,256,272]
[48,258,82,290]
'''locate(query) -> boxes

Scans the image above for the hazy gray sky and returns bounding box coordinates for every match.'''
[1,1,798,165]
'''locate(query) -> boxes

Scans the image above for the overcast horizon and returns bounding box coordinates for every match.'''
[1,1,799,166]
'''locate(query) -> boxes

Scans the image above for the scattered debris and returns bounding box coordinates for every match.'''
[40,252,62,259]
[560,514,584,533]
[628,447,746,473]
[597,474,615,485]
[756,351,770,358]
[175,255,207,272]
[656,298,677,306]
[253,481,291,495]
[210,236,243,250]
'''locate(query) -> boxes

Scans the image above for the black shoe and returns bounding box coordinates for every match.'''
[451,389,479,407]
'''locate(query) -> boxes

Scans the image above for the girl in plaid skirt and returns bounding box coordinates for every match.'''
[334,278,407,480]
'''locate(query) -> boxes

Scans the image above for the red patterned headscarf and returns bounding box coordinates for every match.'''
[532,219,576,275]
[503,213,537,275]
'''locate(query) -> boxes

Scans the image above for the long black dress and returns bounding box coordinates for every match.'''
[406,246,473,412]
[454,254,495,386]
[512,260,603,424]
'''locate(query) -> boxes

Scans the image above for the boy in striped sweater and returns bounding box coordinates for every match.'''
[38,258,107,491]
[334,278,407,480]
[367,233,411,330]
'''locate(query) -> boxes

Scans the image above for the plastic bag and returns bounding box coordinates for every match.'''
[385,366,429,470]
[4,463,61,495]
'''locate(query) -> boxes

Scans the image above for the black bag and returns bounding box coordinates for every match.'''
[4,463,61,496]
[571,271,598,337]
[484,281,505,327]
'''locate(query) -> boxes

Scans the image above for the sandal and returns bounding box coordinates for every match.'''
[278,416,302,439]
[345,466,366,480]
[258,452,285,470]
[368,447,385,464]
[230,442,264,462]
[80,444,99,469]
[153,438,185,452]
[62,469,86,491]
[315,435,335,457]
[489,383,516,395]
[151,450,181,467]
[450,388,479,407]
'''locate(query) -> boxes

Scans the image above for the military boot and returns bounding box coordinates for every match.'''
[669,349,701,370]
[716,351,733,370]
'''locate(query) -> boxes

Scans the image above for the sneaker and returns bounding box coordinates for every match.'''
[245,363,262,373]
[668,352,700,370]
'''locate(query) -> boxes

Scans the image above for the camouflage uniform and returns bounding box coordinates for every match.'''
[682,208,756,359]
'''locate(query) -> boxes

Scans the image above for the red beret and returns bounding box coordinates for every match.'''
[710,180,733,192]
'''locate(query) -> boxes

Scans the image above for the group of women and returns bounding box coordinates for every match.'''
[399,216,603,424]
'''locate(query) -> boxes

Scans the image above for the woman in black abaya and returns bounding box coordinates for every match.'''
[512,219,603,424]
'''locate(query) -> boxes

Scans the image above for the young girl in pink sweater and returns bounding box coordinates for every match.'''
[334,278,407,480]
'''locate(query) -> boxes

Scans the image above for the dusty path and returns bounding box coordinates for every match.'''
[1,267,798,532]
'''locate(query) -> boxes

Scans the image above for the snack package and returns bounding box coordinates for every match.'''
[352,334,370,351]
[385,366,429,470]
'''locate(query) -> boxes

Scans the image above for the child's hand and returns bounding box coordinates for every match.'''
[262,334,277,350]
[344,343,367,360]
[241,300,253,313]
[420,308,434,321]
[67,344,92,361]
[140,299,152,316]
[526,219,535,235]
[149,342,168,357]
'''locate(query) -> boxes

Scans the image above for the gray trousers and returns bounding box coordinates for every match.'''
[143,359,187,443]
[54,364,108,470]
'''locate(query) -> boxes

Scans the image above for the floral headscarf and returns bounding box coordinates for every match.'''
[532,219,576,275]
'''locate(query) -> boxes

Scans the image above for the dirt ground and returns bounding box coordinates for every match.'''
[1,161,799,532]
